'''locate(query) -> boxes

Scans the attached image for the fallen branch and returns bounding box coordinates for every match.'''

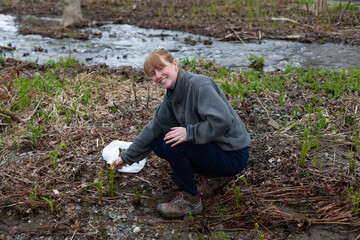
[271,17,299,25]
[0,202,24,208]
[0,45,15,51]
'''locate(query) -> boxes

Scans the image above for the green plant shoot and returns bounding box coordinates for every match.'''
[49,143,66,169]
[94,172,104,202]
[40,196,54,214]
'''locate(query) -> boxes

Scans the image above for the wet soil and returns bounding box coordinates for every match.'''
[1,57,360,239]
[1,1,360,240]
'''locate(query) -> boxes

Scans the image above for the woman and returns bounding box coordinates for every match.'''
[111,48,250,218]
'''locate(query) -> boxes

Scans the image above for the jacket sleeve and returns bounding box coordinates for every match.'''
[120,117,162,165]
[186,85,234,144]
[121,100,179,164]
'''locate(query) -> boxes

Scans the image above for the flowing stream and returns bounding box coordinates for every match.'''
[1,14,360,72]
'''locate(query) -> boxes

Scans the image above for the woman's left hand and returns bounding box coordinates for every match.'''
[164,127,188,147]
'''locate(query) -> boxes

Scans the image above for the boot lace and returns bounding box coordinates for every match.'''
[169,192,185,209]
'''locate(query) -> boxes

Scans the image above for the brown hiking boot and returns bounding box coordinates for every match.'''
[199,176,230,198]
[157,192,203,218]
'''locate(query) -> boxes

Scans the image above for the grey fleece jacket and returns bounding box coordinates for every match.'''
[121,69,250,165]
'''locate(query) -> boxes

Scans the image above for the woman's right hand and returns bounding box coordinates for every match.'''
[110,157,126,170]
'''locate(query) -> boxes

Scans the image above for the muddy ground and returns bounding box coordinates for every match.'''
[1,0,360,240]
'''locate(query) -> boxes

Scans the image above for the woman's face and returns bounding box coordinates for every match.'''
[149,57,178,90]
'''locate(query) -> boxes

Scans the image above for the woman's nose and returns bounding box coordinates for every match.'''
[155,70,161,79]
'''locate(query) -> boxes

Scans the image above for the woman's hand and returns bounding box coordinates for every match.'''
[110,157,126,170]
[164,127,188,147]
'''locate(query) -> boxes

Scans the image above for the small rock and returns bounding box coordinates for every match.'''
[268,118,280,129]
[214,224,224,230]
[133,226,141,233]
[128,206,135,213]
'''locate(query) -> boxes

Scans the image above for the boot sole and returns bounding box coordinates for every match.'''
[157,205,203,219]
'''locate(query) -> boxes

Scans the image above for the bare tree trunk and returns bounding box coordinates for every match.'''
[314,0,327,16]
[61,0,83,28]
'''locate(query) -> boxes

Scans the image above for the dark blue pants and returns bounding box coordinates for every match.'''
[151,135,249,196]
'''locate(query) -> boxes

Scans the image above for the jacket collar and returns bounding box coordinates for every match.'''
[166,69,186,104]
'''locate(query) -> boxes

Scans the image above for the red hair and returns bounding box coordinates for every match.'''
[143,49,175,76]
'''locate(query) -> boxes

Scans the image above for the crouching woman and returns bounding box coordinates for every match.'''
[111,49,250,218]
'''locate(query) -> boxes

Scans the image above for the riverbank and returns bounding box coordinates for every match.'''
[0,0,360,45]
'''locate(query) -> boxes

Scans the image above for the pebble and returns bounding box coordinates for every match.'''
[133,226,141,233]
[128,206,135,213]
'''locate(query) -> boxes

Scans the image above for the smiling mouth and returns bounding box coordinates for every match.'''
[158,77,167,84]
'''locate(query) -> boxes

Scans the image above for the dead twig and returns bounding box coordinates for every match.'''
[0,202,24,208]
[336,0,352,26]
[271,17,299,25]
[229,28,253,55]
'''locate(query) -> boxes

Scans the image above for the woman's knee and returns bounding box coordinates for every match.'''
[152,135,166,159]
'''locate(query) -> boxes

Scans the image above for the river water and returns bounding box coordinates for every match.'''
[1,14,359,72]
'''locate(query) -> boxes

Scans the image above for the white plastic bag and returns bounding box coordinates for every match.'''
[102,140,146,173]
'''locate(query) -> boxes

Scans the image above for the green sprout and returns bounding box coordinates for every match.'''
[249,54,264,70]
[216,207,228,218]
[255,222,265,240]
[132,187,146,205]
[233,186,241,209]
[353,191,360,213]
[187,211,194,222]
[300,128,311,168]
[40,196,54,214]
[94,172,104,203]
[49,143,66,169]
[238,175,249,187]
[106,163,116,197]
[29,188,37,210]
